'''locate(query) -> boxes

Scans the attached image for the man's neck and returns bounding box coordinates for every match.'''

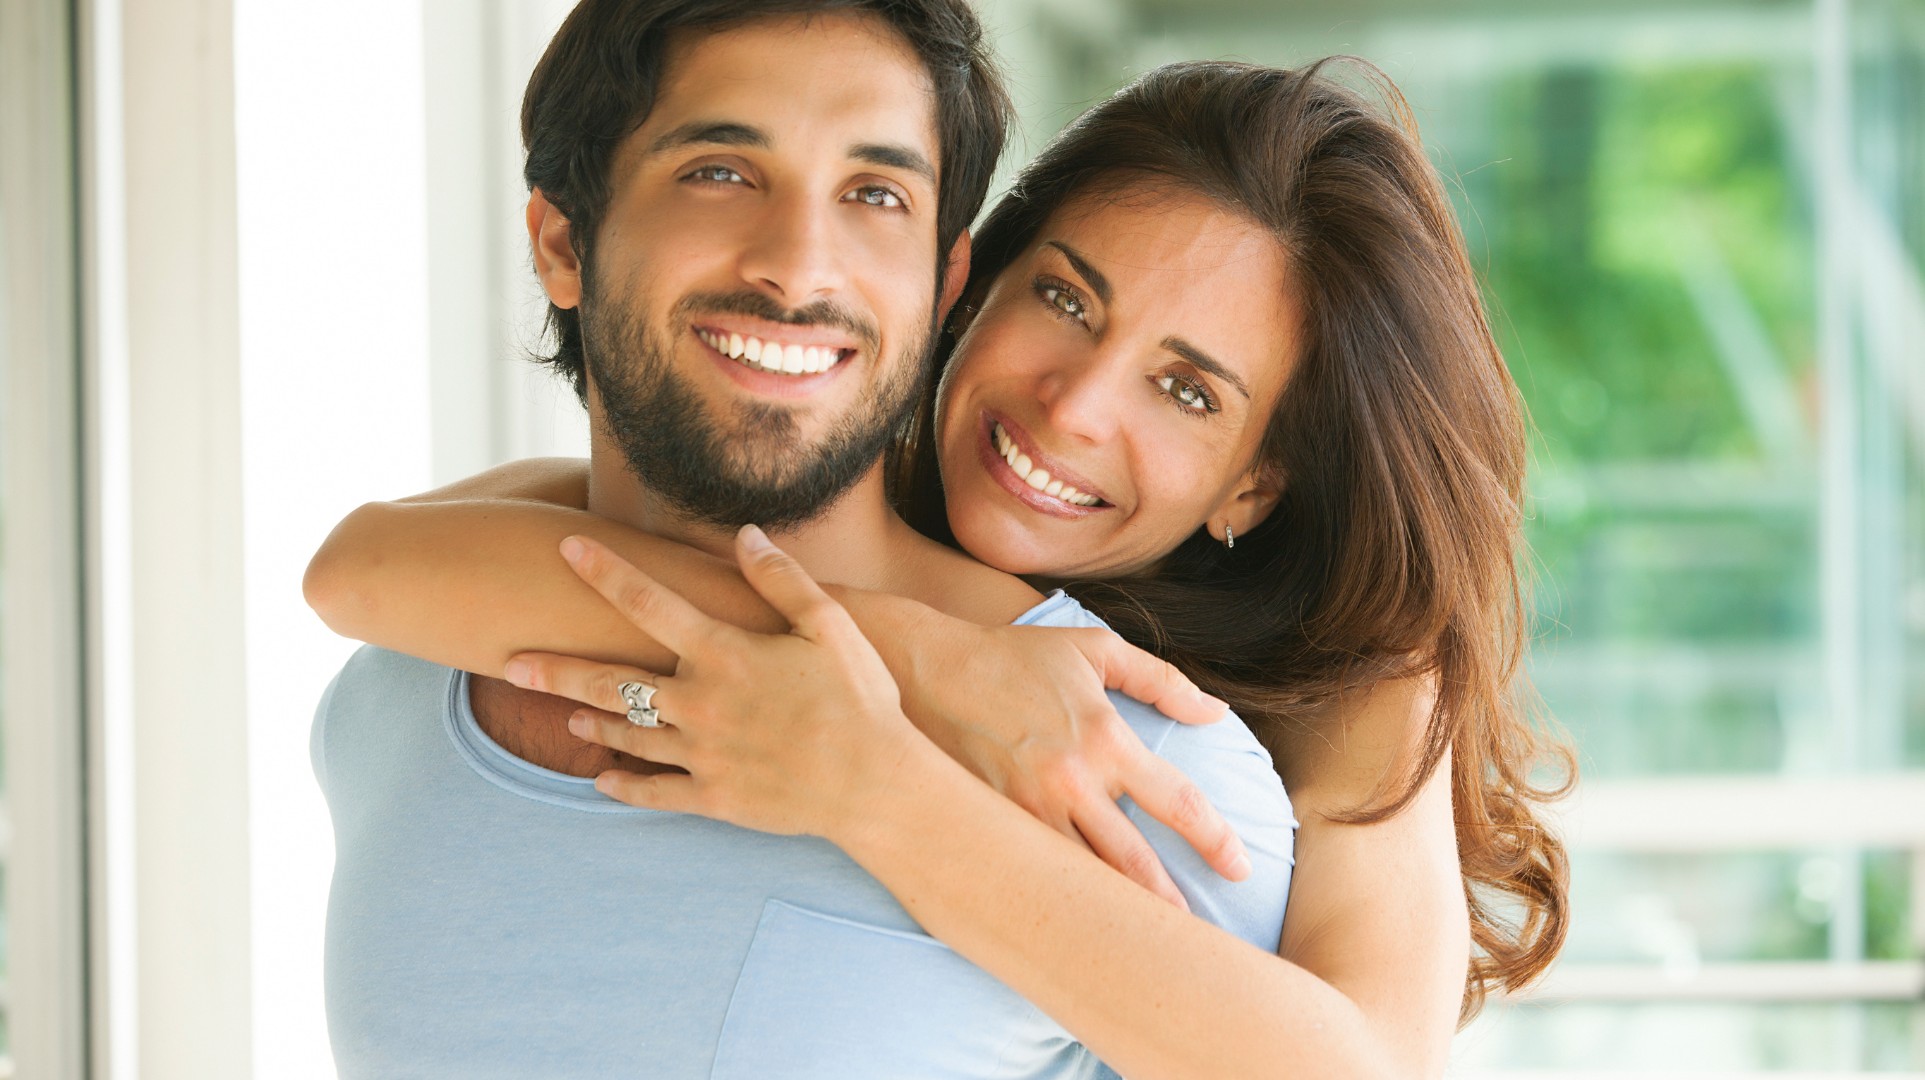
[586,444,936,598]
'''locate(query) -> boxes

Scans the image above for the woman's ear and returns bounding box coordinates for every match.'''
[527,189,582,311]
[1207,468,1283,544]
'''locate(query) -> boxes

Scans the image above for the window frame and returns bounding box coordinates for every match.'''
[1,0,91,1074]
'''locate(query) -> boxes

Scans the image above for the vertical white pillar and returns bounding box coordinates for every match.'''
[1,0,88,1075]
[119,0,253,1074]
[232,1,436,1076]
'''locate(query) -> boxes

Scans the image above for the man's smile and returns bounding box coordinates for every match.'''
[695,326,853,375]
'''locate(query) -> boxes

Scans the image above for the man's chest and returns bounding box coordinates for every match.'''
[467,674,680,778]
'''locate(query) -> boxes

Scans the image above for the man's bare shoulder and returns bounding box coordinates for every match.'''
[469,674,681,779]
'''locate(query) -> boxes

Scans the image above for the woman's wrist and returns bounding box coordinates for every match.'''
[828,723,977,858]
[827,587,946,700]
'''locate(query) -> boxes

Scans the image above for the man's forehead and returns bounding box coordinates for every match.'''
[635,12,941,170]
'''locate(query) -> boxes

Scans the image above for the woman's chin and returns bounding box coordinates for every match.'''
[947,511,1078,580]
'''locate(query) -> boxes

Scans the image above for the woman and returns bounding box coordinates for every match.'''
[307,59,1571,1077]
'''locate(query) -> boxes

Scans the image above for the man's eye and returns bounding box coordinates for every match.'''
[687,165,746,184]
[845,186,904,209]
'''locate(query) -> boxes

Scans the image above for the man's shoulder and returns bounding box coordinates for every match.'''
[319,645,455,728]
[331,643,449,690]
[1020,593,1280,774]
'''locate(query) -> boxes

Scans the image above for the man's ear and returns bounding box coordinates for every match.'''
[936,229,972,324]
[527,188,582,310]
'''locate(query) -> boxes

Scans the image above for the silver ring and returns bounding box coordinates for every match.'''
[618,679,657,711]
[619,679,663,727]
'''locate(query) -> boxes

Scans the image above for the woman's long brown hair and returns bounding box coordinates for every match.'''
[895,58,1574,1020]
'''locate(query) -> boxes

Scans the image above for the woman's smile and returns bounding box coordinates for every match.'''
[976,412,1112,519]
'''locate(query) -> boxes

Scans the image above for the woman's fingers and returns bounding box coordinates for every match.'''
[559,534,720,657]
[1074,630,1226,726]
[593,769,700,814]
[567,709,690,769]
[732,525,848,642]
[1120,750,1250,882]
[1072,802,1190,912]
[502,652,669,715]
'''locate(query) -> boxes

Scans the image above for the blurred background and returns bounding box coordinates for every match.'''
[2,0,1920,1076]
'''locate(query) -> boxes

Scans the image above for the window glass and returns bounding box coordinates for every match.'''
[976,0,1925,1069]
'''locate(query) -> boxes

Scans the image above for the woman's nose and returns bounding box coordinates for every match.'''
[1034,350,1127,445]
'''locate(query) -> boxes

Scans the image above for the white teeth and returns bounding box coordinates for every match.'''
[992,423,1101,507]
[701,330,848,376]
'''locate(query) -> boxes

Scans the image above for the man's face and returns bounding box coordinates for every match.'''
[559,13,950,530]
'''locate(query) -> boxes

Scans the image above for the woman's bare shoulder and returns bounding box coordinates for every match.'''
[1269,674,1436,819]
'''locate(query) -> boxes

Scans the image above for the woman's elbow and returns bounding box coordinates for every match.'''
[303,503,392,637]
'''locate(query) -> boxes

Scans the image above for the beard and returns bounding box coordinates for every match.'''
[580,280,931,533]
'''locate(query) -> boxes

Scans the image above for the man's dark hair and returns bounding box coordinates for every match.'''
[521,0,1011,403]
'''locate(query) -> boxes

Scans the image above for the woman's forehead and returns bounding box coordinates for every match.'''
[1038,188,1281,277]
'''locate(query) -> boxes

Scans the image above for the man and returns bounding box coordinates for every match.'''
[309,2,1291,1075]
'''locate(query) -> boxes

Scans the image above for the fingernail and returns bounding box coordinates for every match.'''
[1228,852,1252,881]
[567,713,590,737]
[738,524,771,552]
[1202,693,1228,714]
[503,659,531,687]
[593,774,615,796]
[560,535,587,563]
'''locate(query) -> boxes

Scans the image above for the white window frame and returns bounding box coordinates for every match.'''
[2,0,89,1076]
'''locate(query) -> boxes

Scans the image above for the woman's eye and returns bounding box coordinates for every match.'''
[1037,280,1086,322]
[845,186,904,209]
[687,165,746,184]
[1156,374,1218,415]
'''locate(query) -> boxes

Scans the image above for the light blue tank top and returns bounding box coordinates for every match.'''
[313,591,1297,1078]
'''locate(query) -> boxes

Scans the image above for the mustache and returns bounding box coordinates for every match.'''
[672,290,880,352]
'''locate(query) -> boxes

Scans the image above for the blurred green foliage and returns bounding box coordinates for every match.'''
[1482,64,1813,464]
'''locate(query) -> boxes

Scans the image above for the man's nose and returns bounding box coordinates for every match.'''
[736,190,849,306]
[1034,347,1127,445]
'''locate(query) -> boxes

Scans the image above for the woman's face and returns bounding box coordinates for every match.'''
[934,187,1301,580]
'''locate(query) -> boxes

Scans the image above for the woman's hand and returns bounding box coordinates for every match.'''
[881,614,1251,901]
[501,529,1245,908]
[511,528,924,842]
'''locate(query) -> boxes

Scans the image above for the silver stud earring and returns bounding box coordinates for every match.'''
[1223,522,1235,550]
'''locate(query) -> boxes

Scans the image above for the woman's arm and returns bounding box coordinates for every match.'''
[560,533,1473,1080]
[843,720,1463,1080]
[304,457,771,674]
[305,461,1245,896]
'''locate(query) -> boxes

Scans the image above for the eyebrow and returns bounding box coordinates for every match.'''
[648,120,769,154]
[647,122,935,185]
[1162,337,1251,400]
[1044,241,1112,305]
[851,142,936,184]
[1045,240,1252,401]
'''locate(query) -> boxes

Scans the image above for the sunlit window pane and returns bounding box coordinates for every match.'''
[970,0,1925,1069]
